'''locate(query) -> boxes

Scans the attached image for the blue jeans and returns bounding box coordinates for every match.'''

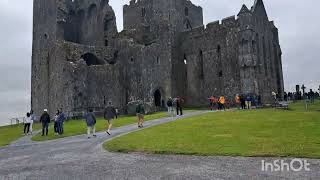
[57,121,64,135]
[42,122,49,136]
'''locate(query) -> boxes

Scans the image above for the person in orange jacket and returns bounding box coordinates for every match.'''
[219,96,226,111]
[235,94,241,109]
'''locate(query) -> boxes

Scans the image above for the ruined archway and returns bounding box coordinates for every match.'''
[81,53,105,66]
[154,89,162,107]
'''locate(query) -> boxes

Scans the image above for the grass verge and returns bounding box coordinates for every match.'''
[0,123,41,147]
[104,100,320,158]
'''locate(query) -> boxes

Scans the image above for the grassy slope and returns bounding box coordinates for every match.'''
[0,123,41,147]
[105,101,320,158]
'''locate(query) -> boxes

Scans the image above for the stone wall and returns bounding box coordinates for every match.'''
[32,0,284,117]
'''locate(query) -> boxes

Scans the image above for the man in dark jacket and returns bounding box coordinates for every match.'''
[85,109,97,138]
[104,101,117,135]
[40,109,51,136]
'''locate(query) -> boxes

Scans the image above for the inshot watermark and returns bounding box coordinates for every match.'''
[261,159,311,172]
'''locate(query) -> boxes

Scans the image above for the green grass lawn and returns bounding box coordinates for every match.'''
[105,100,320,158]
[32,111,192,141]
[0,123,41,147]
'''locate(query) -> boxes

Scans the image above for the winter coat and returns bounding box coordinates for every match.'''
[85,112,96,126]
[136,104,145,114]
[25,117,31,124]
[57,112,66,122]
[40,112,50,124]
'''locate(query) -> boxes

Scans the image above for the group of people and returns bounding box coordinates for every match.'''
[85,101,145,138]
[208,94,261,110]
[209,96,226,111]
[166,97,184,117]
[38,108,66,136]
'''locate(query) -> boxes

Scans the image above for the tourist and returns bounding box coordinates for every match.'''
[219,96,226,111]
[57,109,66,135]
[104,101,117,135]
[209,96,215,111]
[176,96,184,116]
[245,94,252,109]
[54,110,59,135]
[257,95,262,108]
[30,110,36,135]
[235,94,241,109]
[23,112,31,135]
[167,97,174,117]
[40,109,51,136]
[309,90,315,103]
[136,101,145,128]
[240,94,246,109]
[85,109,97,138]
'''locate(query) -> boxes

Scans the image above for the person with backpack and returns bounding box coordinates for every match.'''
[23,112,31,135]
[85,109,97,138]
[104,101,117,135]
[136,101,145,128]
[40,109,50,136]
[167,97,174,117]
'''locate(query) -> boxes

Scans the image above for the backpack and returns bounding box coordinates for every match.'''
[167,99,173,107]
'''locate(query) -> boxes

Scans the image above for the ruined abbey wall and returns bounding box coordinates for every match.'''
[32,0,284,117]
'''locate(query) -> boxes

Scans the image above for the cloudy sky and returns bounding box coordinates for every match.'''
[0,0,319,125]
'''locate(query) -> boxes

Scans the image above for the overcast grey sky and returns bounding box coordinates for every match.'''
[0,0,319,125]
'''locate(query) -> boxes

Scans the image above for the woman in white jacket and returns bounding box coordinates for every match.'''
[24,112,31,135]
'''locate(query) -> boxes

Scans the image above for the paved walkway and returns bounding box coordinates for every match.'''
[0,111,319,180]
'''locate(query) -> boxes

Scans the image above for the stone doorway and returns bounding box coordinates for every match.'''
[154,89,162,107]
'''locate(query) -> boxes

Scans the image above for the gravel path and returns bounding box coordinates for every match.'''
[0,111,319,180]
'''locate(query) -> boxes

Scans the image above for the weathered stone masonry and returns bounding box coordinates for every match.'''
[32,0,284,116]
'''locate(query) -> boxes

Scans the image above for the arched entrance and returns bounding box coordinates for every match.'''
[154,89,162,107]
[81,53,104,66]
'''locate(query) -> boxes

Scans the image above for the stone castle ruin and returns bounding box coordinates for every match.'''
[32,0,284,116]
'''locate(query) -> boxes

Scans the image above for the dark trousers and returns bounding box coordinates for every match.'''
[54,121,58,133]
[241,102,246,109]
[57,121,64,135]
[42,122,49,136]
[24,123,30,134]
[176,106,183,116]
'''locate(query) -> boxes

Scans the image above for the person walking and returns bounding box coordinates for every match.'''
[54,110,59,135]
[40,109,51,136]
[85,109,97,138]
[57,109,66,135]
[104,101,117,135]
[23,112,31,135]
[167,97,174,117]
[136,101,145,128]
[176,96,184,116]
